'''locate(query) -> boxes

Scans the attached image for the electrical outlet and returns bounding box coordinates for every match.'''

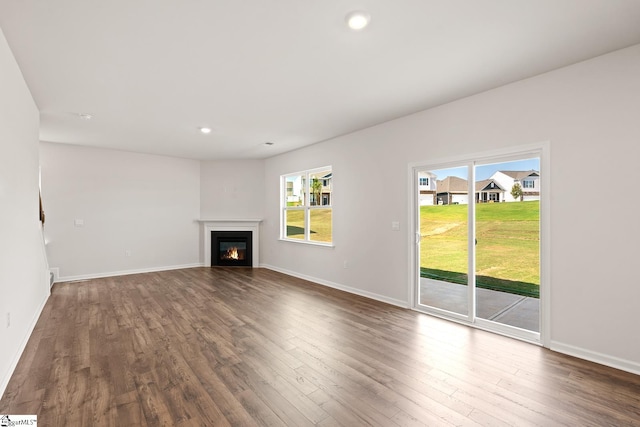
[6,312,10,328]
[343,260,349,269]
[125,249,131,257]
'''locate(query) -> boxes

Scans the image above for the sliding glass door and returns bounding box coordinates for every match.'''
[414,150,543,342]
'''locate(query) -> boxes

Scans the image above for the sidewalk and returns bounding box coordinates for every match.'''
[420,278,539,332]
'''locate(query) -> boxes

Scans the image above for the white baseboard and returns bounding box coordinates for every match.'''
[56,263,204,283]
[0,290,49,399]
[550,341,640,376]
[261,263,409,309]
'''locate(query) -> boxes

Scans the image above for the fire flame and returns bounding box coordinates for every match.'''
[223,247,239,260]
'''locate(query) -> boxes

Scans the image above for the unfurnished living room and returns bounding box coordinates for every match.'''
[1,1,640,426]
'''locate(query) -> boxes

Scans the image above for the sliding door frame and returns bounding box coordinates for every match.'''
[408,142,550,347]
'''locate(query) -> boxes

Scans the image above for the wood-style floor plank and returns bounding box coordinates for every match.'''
[2,267,640,426]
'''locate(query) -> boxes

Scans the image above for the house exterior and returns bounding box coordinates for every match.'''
[422,171,539,205]
[436,176,469,205]
[311,171,332,206]
[286,172,332,206]
[285,175,304,205]
[418,171,437,205]
[476,178,506,203]
[491,170,540,202]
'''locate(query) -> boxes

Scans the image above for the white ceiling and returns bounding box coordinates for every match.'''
[2,1,640,160]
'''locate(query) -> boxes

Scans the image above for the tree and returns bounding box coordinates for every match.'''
[511,183,523,201]
[311,177,323,206]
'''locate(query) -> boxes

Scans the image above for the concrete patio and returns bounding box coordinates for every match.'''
[420,278,539,332]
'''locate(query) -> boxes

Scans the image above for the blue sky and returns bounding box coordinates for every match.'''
[431,158,540,181]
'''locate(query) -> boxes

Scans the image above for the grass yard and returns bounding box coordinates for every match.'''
[285,209,332,243]
[421,201,540,297]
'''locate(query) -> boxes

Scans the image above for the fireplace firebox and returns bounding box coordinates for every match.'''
[211,231,253,267]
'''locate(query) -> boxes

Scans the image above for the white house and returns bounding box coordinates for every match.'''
[285,175,304,205]
[418,171,437,205]
[491,170,540,202]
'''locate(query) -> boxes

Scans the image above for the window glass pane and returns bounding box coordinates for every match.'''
[475,157,540,332]
[286,175,305,206]
[309,209,332,242]
[309,169,332,206]
[285,209,305,239]
[419,166,468,315]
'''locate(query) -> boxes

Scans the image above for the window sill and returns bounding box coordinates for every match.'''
[279,238,335,248]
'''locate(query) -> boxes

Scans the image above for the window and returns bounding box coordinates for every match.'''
[282,167,332,244]
[419,177,428,186]
[523,179,535,188]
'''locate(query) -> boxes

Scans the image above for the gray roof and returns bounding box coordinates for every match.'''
[476,179,504,192]
[436,176,468,193]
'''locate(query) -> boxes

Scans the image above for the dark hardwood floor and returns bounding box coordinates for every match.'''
[1,267,639,426]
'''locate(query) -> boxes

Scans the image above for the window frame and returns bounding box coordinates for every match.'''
[281,166,333,246]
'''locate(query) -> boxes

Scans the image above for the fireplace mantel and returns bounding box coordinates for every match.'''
[198,219,262,267]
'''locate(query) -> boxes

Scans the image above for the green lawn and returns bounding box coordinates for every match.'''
[421,201,540,297]
[285,209,332,243]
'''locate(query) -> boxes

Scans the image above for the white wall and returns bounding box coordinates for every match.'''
[40,143,201,280]
[200,160,265,219]
[0,29,50,396]
[263,44,640,372]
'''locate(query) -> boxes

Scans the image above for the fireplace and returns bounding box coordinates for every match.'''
[211,231,253,267]
[200,219,261,268]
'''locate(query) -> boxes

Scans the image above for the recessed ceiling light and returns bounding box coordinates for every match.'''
[264,142,274,146]
[78,113,92,120]
[345,11,370,31]
[199,127,212,134]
